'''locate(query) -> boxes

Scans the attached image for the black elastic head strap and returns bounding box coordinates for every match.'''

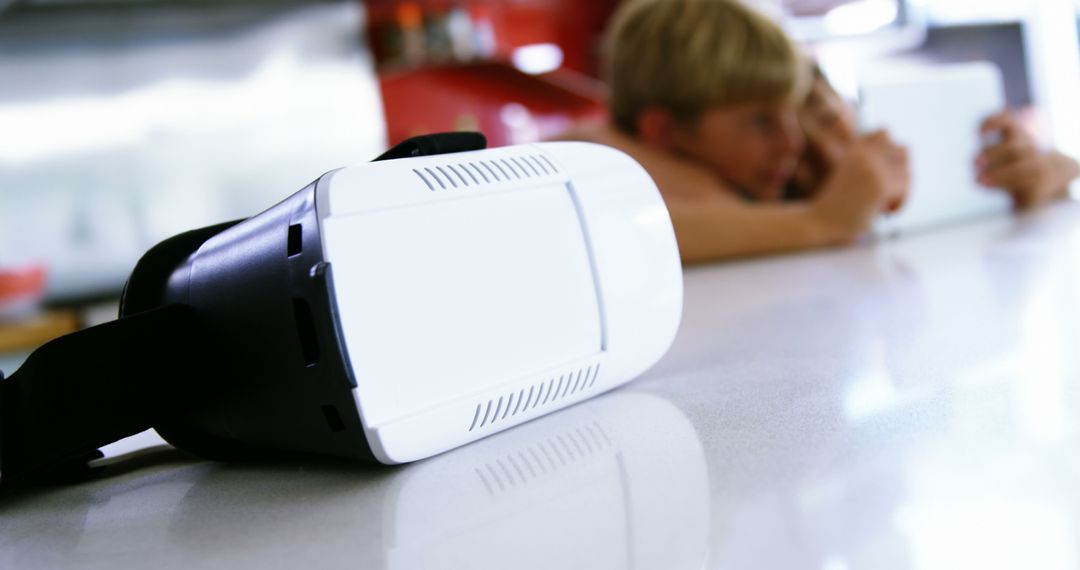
[0,304,221,485]
[0,222,241,487]
[374,132,486,162]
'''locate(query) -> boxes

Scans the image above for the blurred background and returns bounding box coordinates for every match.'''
[0,0,1078,357]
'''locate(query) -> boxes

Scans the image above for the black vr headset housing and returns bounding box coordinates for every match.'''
[0,133,682,485]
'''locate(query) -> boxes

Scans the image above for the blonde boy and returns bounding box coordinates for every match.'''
[567,0,908,263]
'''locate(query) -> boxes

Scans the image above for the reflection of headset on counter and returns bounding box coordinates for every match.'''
[8,392,709,569]
[0,133,683,486]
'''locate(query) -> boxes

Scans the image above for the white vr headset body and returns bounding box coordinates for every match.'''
[318,142,683,463]
[0,138,682,485]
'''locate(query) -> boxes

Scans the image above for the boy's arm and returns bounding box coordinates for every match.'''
[559,123,914,263]
[561,124,841,262]
[666,198,838,263]
[563,123,899,264]
[671,131,910,264]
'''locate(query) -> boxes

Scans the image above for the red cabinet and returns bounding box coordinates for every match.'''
[366,0,617,146]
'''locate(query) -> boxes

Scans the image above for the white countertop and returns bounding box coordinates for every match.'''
[4,203,1080,570]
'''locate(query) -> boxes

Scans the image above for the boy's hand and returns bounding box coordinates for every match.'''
[808,130,910,243]
[977,111,1078,210]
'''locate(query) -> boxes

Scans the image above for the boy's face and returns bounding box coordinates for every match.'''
[672,101,804,201]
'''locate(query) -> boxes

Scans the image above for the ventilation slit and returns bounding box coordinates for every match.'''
[502,393,514,420]
[577,366,591,391]
[559,374,573,398]
[446,164,470,186]
[413,168,436,191]
[287,224,303,257]
[499,158,521,179]
[581,365,594,388]
[468,161,490,183]
[542,378,555,404]
[292,298,320,367]
[523,385,536,410]
[480,400,493,427]
[528,155,550,175]
[552,376,565,401]
[480,160,501,181]
[321,405,345,432]
[510,390,522,415]
[469,403,482,431]
[435,166,458,188]
[509,157,532,177]
[489,159,509,180]
[458,163,480,185]
[424,167,446,189]
[517,156,541,177]
[522,156,543,176]
[538,154,559,173]
[589,363,601,388]
[570,369,584,394]
[492,396,504,423]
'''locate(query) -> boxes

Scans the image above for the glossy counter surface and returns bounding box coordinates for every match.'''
[4,203,1080,570]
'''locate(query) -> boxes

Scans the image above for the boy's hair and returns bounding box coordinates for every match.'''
[604,0,809,134]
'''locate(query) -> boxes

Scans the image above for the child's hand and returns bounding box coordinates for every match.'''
[793,83,859,198]
[808,130,910,243]
[977,111,1078,210]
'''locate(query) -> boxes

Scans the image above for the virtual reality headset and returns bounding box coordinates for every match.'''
[0,133,682,486]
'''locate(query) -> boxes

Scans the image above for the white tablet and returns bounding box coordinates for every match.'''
[859,61,1011,236]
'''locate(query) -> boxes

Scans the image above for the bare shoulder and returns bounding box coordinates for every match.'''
[554,122,736,205]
